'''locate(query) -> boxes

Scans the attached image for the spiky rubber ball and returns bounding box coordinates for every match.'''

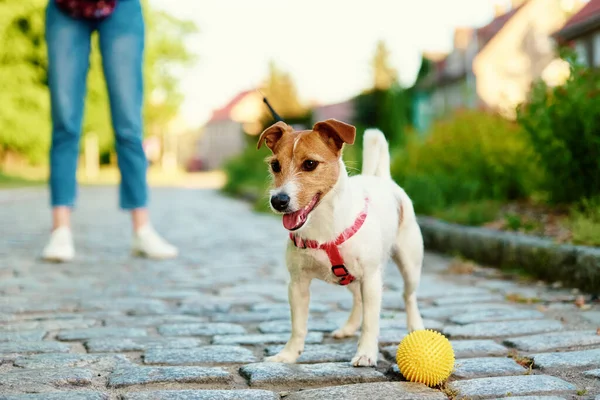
[396,329,455,387]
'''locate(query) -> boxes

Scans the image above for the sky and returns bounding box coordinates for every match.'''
[149,0,505,129]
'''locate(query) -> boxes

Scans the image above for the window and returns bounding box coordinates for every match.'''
[575,40,588,66]
[594,33,600,67]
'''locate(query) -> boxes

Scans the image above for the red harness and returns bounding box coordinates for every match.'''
[289,198,369,286]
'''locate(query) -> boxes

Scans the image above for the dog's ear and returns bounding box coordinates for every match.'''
[313,119,356,154]
[257,121,290,151]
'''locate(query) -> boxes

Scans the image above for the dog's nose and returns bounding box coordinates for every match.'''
[271,193,290,211]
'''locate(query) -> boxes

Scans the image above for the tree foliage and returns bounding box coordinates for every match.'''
[258,61,311,133]
[371,39,398,91]
[0,0,197,165]
[353,40,409,147]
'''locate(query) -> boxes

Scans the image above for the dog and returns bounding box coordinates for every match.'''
[257,118,425,367]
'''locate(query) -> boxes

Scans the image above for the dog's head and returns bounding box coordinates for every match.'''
[257,119,356,231]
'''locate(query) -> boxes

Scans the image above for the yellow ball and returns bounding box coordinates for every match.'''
[396,329,455,387]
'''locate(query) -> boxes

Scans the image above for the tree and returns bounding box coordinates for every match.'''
[353,40,408,147]
[371,40,398,90]
[0,0,197,165]
[258,61,310,131]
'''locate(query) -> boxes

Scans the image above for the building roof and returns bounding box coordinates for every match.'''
[312,99,355,123]
[554,0,600,40]
[476,4,524,49]
[208,90,254,123]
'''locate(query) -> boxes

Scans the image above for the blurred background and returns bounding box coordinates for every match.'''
[1,0,599,247]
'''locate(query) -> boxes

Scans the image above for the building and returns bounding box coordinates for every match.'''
[417,0,582,124]
[197,90,264,171]
[311,99,355,123]
[472,0,578,118]
[554,0,600,67]
[419,28,479,119]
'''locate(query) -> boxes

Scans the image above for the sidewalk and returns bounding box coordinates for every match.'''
[0,187,598,399]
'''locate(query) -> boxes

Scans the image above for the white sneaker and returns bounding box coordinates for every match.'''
[132,224,178,259]
[42,226,75,262]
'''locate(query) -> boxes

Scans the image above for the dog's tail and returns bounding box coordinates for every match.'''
[361,128,391,179]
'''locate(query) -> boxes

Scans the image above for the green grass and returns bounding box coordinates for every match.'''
[0,172,44,189]
[570,197,600,247]
[431,200,502,226]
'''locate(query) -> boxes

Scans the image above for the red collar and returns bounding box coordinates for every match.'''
[289,198,369,285]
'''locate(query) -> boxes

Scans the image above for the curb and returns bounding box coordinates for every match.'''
[418,216,600,293]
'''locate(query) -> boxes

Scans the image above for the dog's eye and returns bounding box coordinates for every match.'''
[270,160,281,173]
[302,160,319,171]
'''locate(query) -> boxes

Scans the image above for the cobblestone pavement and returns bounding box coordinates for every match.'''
[1,187,599,400]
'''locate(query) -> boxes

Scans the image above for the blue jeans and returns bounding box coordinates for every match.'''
[45,0,148,209]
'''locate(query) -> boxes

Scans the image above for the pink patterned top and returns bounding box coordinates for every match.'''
[54,0,117,20]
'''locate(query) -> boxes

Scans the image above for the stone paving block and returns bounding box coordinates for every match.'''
[13,353,130,370]
[104,315,206,327]
[450,340,509,358]
[240,362,386,386]
[158,323,246,336]
[108,366,231,388]
[213,332,323,345]
[85,337,204,353]
[418,285,491,299]
[0,330,46,342]
[265,343,357,364]
[251,302,331,313]
[448,375,576,399]
[0,368,94,392]
[532,348,600,369]
[504,330,600,352]
[0,392,109,400]
[178,294,268,315]
[337,295,405,311]
[56,327,148,341]
[450,309,545,325]
[0,341,70,355]
[79,298,170,315]
[379,317,444,331]
[148,290,202,300]
[433,293,505,306]
[444,319,564,338]
[452,357,525,378]
[258,319,338,334]
[584,369,600,378]
[581,311,600,325]
[121,390,279,400]
[378,329,408,345]
[0,319,96,332]
[383,341,507,362]
[284,381,447,399]
[211,310,291,323]
[493,397,567,400]
[144,345,257,365]
[421,304,516,320]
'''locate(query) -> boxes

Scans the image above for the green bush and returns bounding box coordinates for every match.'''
[516,50,600,204]
[570,197,600,247]
[391,110,536,215]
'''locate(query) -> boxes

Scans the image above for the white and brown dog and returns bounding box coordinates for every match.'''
[257,118,425,367]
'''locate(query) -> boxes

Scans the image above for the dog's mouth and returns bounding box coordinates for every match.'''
[282,193,321,231]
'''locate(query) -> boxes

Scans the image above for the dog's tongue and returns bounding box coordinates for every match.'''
[283,210,305,230]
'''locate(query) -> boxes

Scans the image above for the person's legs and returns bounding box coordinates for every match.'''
[43,1,93,261]
[98,0,177,258]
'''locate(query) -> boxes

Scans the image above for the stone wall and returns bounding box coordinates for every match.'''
[418,216,600,293]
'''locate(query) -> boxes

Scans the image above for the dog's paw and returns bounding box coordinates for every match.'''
[264,352,299,364]
[331,327,357,339]
[351,351,378,367]
[407,316,425,332]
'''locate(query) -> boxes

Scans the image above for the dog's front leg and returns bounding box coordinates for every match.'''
[264,276,310,363]
[352,267,382,367]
